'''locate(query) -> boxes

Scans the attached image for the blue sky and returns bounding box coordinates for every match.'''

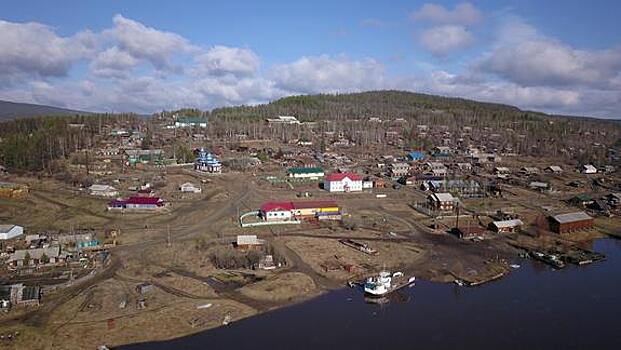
[0,0,620,118]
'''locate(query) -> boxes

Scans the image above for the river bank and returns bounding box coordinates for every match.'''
[120,238,621,350]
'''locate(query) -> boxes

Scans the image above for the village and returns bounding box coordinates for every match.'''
[0,107,620,349]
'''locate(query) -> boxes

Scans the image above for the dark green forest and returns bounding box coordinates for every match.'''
[0,114,139,173]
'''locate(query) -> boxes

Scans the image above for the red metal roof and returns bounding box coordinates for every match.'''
[260,201,294,212]
[260,200,339,212]
[126,196,163,205]
[324,172,362,181]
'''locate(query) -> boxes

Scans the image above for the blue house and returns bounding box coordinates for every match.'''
[195,148,222,173]
[77,239,99,250]
[407,151,425,161]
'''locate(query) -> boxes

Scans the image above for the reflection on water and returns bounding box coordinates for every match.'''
[363,288,411,306]
[121,239,621,350]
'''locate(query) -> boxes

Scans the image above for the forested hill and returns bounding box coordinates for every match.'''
[211,90,609,124]
[0,100,92,121]
[206,90,620,164]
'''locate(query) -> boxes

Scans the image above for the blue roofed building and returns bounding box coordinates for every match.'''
[407,151,425,161]
[195,148,222,173]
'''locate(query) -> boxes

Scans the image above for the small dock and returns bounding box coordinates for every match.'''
[562,248,606,265]
[510,242,606,269]
[463,271,506,287]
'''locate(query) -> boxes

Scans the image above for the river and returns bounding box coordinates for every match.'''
[122,238,621,350]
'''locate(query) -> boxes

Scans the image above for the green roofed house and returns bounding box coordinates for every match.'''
[287,167,325,179]
[174,115,207,128]
[569,194,594,207]
[125,149,164,166]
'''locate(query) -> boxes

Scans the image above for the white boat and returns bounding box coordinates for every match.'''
[364,271,392,296]
[510,264,521,269]
[408,276,416,284]
[454,279,465,286]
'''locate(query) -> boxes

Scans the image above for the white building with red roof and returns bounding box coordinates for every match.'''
[260,202,294,221]
[259,201,341,221]
[323,172,363,192]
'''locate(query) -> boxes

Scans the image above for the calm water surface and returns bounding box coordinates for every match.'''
[122,239,621,350]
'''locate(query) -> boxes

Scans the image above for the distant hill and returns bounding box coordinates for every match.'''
[0,100,92,121]
[211,90,620,127]
[210,90,576,122]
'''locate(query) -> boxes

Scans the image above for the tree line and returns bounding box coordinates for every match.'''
[0,114,139,173]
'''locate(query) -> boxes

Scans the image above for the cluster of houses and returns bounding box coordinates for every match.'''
[569,192,621,215]
[2,230,102,269]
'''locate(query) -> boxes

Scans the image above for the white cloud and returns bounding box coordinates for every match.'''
[271,55,386,94]
[0,14,619,118]
[0,20,95,85]
[410,2,482,26]
[194,46,260,77]
[418,25,474,56]
[104,14,197,72]
[90,46,138,78]
[478,20,621,89]
[401,69,582,112]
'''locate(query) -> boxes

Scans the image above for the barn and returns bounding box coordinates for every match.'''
[549,212,594,234]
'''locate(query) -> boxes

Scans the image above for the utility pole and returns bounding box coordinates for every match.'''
[455,202,460,231]
[167,224,171,248]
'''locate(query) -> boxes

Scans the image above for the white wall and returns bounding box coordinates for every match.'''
[325,177,363,192]
[0,225,23,240]
[265,210,292,221]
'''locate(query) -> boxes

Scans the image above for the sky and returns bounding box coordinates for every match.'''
[0,0,620,118]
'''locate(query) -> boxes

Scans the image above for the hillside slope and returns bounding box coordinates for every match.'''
[0,100,91,121]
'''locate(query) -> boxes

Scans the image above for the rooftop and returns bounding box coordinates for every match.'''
[0,224,20,234]
[260,202,294,212]
[430,192,455,202]
[292,200,338,209]
[9,246,60,262]
[324,172,363,181]
[236,235,262,246]
[287,167,324,174]
[552,212,593,224]
[89,184,116,191]
[176,116,207,124]
[260,200,339,212]
[492,219,524,228]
